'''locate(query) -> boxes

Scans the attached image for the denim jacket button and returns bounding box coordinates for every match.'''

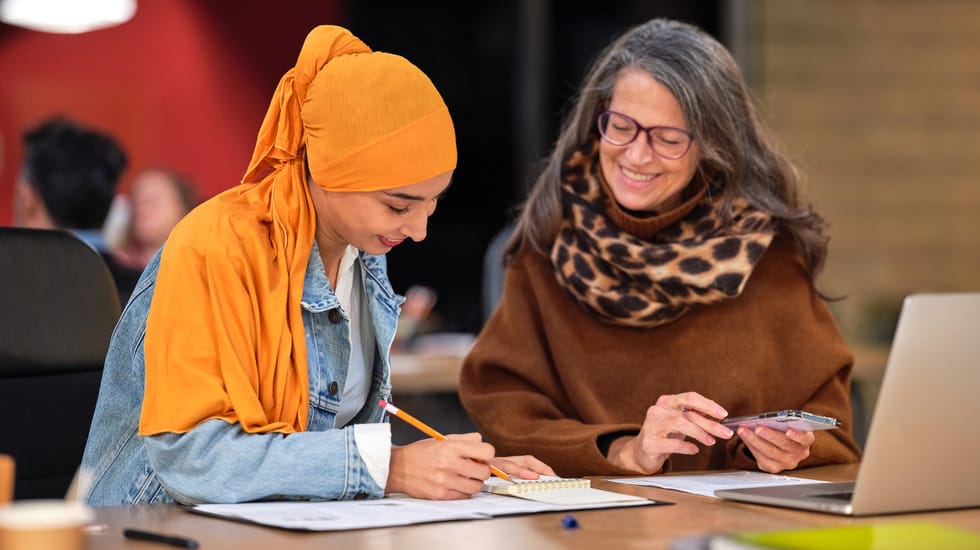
[327,309,342,324]
[328,381,339,395]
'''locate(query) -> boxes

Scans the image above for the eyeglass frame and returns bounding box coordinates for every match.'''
[596,109,695,160]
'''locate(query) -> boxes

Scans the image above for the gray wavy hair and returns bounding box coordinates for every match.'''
[507,18,829,284]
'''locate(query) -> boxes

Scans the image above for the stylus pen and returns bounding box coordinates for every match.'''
[123,528,199,549]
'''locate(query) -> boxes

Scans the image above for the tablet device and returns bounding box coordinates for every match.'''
[721,410,840,432]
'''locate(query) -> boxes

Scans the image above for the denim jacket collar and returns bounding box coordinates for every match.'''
[301,242,404,316]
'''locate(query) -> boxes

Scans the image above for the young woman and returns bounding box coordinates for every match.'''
[80,25,552,506]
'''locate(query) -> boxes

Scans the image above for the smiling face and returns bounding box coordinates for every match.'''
[598,69,699,213]
[309,170,454,256]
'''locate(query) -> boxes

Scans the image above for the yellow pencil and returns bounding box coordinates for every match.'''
[378,399,511,481]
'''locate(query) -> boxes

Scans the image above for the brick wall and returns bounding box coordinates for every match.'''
[749,0,980,344]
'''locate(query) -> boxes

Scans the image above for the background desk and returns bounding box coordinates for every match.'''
[389,352,476,444]
[86,465,980,550]
[390,353,464,393]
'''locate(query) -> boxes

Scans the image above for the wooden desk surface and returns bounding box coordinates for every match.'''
[85,465,980,550]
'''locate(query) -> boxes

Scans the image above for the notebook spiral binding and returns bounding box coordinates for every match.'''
[487,477,591,495]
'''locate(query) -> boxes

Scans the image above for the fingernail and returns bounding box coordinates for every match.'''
[721,428,734,438]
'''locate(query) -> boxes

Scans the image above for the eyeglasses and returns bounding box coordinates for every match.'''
[596,110,694,160]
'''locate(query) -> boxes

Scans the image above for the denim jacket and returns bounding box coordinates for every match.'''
[79,243,401,505]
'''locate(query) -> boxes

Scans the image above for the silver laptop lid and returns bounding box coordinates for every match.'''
[851,293,980,514]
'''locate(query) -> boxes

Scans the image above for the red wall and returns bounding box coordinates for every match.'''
[0,1,344,225]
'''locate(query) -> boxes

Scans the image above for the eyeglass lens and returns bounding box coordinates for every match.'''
[597,111,691,159]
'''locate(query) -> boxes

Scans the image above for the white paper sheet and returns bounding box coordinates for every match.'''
[608,470,829,498]
[191,490,661,531]
[193,498,483,530]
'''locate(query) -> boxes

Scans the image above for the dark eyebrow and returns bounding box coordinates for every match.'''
[382,191,425,201]
[381,179,453,202]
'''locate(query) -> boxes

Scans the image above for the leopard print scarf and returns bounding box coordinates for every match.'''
[550,142,776,328]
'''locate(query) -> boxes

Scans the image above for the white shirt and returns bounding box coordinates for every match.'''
[333,245,389,487]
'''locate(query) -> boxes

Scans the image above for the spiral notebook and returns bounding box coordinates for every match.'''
[484,475,650,505]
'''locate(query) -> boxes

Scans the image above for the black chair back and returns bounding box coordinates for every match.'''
[0,227,121,499]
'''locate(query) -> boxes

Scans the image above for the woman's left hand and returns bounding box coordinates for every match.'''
[738,426,815,473]
[489,455,557,480]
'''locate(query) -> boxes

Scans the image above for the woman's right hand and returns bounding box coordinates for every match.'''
[606,392,733,473]
[385,433,495,499]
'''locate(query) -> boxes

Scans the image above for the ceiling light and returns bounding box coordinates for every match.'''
[0,0,136,34]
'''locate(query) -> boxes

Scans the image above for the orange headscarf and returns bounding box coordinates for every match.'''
[139,25,457,436]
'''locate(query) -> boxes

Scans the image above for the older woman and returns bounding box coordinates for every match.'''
[460,18,861,477]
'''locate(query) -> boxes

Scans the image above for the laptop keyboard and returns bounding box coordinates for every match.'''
[815,492,854,501]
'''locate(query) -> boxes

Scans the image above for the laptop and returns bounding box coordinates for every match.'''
[715,293,980,515]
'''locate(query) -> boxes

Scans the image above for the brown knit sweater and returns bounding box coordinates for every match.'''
[459,233,862,477]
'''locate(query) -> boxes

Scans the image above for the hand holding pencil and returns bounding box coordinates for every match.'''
[379,399,556,500]
[380,399,511,480]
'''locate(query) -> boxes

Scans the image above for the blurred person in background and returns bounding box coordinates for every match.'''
[106,166,200,271]
[12,115,141,306]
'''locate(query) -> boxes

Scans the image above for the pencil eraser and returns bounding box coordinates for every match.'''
[378,399,387,409]
[561,514,578,529]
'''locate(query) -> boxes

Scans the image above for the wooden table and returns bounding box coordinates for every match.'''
[84,465,980,549]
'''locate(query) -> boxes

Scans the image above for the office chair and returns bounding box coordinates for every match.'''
[0,227,121,500]
[481,221,515,323]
